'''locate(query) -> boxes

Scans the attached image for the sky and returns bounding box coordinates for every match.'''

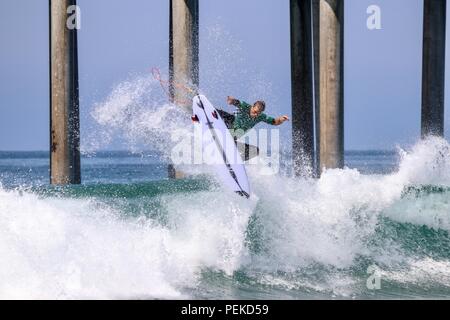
[0,0,448,151]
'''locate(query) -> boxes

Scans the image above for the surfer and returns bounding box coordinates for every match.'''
[217,96,289,138]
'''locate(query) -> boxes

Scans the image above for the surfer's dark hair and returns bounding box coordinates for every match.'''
[254,100,266,111]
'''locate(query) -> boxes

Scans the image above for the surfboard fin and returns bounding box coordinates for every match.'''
[236,191,250,198]
[191,115,199,122]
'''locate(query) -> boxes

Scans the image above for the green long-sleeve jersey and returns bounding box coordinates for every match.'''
[232,101,275,137]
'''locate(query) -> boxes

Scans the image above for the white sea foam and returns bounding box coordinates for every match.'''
[83,74,191,159]
[0,187,256,299]
[380,257,450,288]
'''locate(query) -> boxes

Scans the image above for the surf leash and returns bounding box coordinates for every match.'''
[151,67,196,106]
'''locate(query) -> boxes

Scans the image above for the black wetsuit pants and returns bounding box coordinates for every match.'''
[216,109,259,161]
[217,109,235,129]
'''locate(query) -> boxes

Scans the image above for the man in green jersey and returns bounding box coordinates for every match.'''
[217,96,289,139]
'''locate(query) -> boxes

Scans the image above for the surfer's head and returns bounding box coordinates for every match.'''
[250,101,266,117]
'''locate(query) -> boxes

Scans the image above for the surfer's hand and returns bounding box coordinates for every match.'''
[227,96,239,106]
[274,116,289,125]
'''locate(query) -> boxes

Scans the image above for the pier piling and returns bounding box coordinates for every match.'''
[316,0,344,173]
[169,0,199,110]
[168,0,199,178]
[421,0,446,138]
[49,0,81,184]
[290,0,315,177]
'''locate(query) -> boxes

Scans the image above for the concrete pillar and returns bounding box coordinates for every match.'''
[49,0,81,184]
[313,0,320,175]
[169,0,199,111]
[169,0,199,178]
[316,0,344,172]
[290,0,315,177]
[421,0,446,138]
[168,163,176,179]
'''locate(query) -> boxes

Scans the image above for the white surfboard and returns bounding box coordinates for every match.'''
[192,95,251,198]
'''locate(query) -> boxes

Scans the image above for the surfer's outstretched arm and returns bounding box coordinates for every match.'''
[273,115,290,126]
[227,96,241,107]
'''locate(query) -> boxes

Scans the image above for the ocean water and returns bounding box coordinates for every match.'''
[1,71,450,300]
[1,138,450,300]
